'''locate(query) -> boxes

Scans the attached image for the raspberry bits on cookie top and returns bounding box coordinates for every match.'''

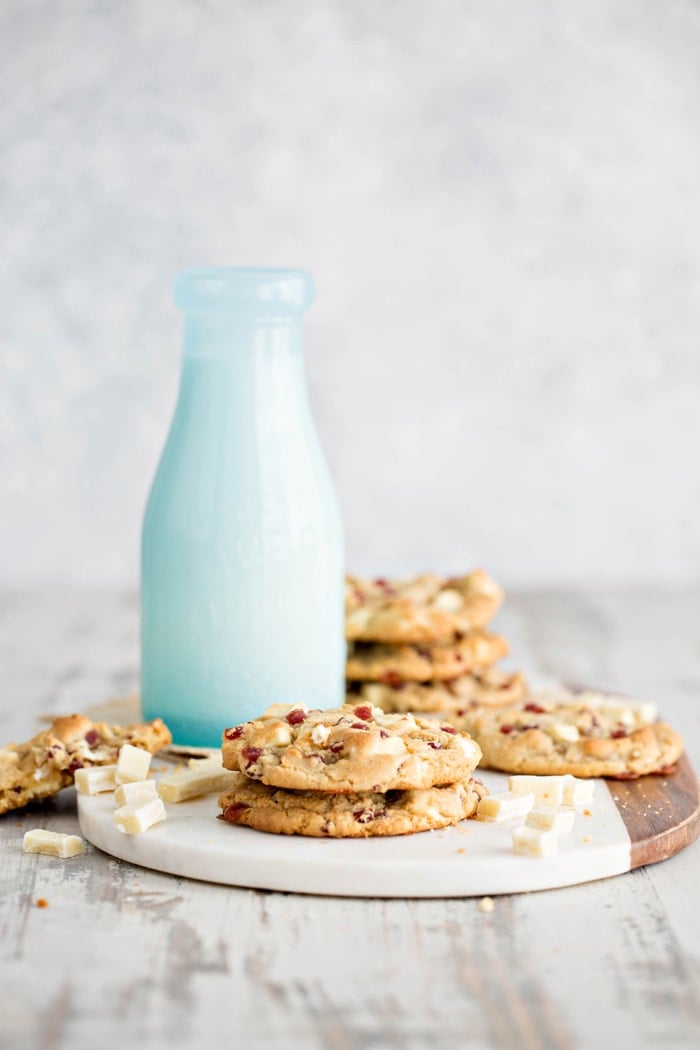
[222,702,482,794]
[451,696,684,780]
[345,570,503,644]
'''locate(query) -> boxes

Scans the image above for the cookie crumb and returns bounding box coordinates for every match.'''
[583,808,592,816]
[455,848,465,854]
[582,834,592,843]
[35,898,49,908]
[478,896,495,913]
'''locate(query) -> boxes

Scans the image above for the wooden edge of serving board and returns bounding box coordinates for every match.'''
[608,751,700,869]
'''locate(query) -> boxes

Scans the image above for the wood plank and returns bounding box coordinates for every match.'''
[609,752,700,868]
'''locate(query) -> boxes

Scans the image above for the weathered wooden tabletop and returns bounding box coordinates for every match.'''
[1,589,699,1050]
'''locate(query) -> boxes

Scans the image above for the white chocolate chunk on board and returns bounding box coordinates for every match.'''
[476,791,534,823]
[512,826,559,858]
[114,780,159,807]
[562,775,596,807]
[74,765,117,795]
[187,753,223,771]
[23,829,85,858]
[157,768,238,803]
[114,798,167,835]
[525,807,576,834]
[115,744,152,785]
[508,775,565,807]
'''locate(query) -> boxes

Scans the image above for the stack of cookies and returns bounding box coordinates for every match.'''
[218,702,486,837]
[345,570,527,721]
[343,572,686,780]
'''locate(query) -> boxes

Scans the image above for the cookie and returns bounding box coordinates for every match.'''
[0,714,172,814]
[218,773,488,837]
[222,702,481,793]
[450,697,684,779]
[345,631,508,683]
[345,569,503,643]
[347,668,528,714]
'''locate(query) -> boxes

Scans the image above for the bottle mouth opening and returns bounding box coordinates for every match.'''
[173,267,314,315]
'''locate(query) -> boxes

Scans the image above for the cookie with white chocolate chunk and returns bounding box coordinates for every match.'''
[450,695,684,779]
[0,714,171,814]
[222,702,482,794]
[347,668,527,715]
[345,569,503,644]
[345,631,508,684]
[218,772,488,837]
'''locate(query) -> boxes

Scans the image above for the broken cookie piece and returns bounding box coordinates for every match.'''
[0,714,171,814]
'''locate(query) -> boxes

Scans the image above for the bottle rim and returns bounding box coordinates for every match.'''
[174,267,314,314]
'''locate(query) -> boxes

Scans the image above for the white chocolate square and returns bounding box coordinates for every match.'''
[23,829,85,859]
[632,701,657,724]
[114,779,159,807]
[476,791,534,823]
[115,744,152,785]
[268,725,293,747]
[512,826,559,858]
[157,768,238,803]
[548,723,580,744]
[562,775,596,807]
[577,692,657,724]
[372,734,406,757]
[362,685,387,707]
[187,752,223,771]
[433,589,463,612]
[114,798,167,834]
[74,765,118,795]
[455,736,480,762]
[525,807,576,834]
[508,775,565,807]
[607,707,636,726]
[311,725,331,746]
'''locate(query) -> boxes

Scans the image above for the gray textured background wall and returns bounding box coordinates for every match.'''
[1,0,699,587]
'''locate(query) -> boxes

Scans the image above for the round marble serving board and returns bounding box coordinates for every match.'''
[77,754,699,898]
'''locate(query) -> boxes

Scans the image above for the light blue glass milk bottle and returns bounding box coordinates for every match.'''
[141,267,345,745]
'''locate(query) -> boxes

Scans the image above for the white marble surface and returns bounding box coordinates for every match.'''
[76,765,632,898]
[1,588,699,1049]
[1,1,700,588]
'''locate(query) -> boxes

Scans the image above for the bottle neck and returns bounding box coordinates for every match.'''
[183,312,302,361]
[176,311,313,433]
